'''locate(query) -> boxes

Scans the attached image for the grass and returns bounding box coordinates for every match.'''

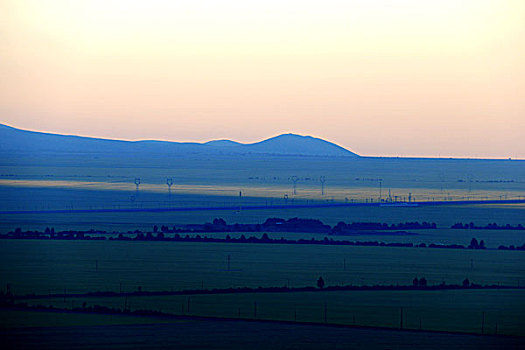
[0,309,177,329]
[1,156,524,339]
[2,240,524,295]
[22,289,525,336]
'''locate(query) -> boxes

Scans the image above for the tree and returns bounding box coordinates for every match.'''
[419,277,427,287]
[462,278,470,287]
[469,238,479,249]
[413,278,419,287]
[213,218,227,226]
[317,276,325,289]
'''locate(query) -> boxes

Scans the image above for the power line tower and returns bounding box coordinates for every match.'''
[166,178,174,197]
[320,176,326,196]
[134,178,141,197]
[291,176,299,195]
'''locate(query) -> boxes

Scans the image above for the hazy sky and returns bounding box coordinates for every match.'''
[1,0,524,158]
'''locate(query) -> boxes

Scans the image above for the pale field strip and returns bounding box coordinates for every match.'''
[0,179,521,202]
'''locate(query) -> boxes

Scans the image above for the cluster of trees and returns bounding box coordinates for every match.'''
[3,228,520,253]
[468,238,486,249]
[2,228,106,240]
[118,234,490,251]
[413,278,467,288]
[113,232,417,247]
[497,244,525,251]
[412,277,427,287]
[156,218,437,235]
[331,221,436,234]
[0,299,169,319]
[425,243,467,249]
[152,218,331,234]
[451,222,524,230]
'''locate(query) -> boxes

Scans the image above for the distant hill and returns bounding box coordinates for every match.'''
[245,134,355,156]
[0,124,359,158]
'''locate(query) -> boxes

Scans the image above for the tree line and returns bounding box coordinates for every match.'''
[3,228,524,251]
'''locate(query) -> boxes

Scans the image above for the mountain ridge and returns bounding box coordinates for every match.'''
[0,123,359,158]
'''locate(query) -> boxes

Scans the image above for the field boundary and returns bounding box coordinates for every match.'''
[2,301,524,339]
[10,284,525,300]
[1,199,524,215]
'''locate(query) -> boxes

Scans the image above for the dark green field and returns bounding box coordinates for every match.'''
[3,310,524,350]
[1,155,524,344]
[2,239,524,336]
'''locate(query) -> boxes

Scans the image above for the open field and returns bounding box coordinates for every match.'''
[1,155,524,342]
[3,155,524,192]
[1,156,524,209]
[27,289,525,336]
[0,309,176,329]
[1,187,524,248]
[2,154,523,239]
[3,311,524,350]
[2,240,525,295]
[2,239,524,336]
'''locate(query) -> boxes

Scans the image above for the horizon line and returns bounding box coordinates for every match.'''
[2,122,523,161]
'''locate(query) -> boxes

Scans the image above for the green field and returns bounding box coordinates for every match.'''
[30,289,525,336]
[4,310,523,350]
[2,239,524,336]
[2,240,524,295]
[1,155,524,339]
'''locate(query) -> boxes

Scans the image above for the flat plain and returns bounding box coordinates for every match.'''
[1,153,524,342]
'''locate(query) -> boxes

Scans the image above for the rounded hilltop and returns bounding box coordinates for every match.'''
[244,133,358,157]
[0,124,359,158]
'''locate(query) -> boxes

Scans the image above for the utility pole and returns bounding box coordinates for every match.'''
[239,191,242,212]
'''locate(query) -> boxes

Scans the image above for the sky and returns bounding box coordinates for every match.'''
[1,0,524,158]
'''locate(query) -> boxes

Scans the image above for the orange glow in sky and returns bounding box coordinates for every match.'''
[1,0,524,158]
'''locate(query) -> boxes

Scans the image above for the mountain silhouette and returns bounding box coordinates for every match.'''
[246,133,354,156]
[0,124,359,158]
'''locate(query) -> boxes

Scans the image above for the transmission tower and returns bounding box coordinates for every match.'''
[134,178,141,196]
[166,178,174,197]
[291,176,299,195]
[320,176,326,196]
